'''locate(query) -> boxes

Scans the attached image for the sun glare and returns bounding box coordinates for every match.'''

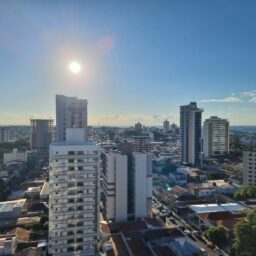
[69,61,81,74]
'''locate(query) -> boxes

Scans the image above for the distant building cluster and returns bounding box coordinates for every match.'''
[1,95,255,256]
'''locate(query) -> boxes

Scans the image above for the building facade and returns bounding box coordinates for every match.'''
[0,127,10,143]
[163,119,170,133]
[4,148,27,165]
[243,151,256,186]
[30,119,53,157]
[203,116,229,157]
[56,95,88,142]
[180,102,203,166]
[102,152,128,222]
[48,128,100,256]
[132,152,152,219]
[134,122,143,132]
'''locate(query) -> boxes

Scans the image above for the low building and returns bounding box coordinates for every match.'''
[187,180,239,198]
[0,199,26,219]
[188,203,247,234]
[169,172,187,186]
[25,187,41,198]
[187,183,216,198]
[177,167,207,183]
[207,179,239,195]
[102,219,205,256]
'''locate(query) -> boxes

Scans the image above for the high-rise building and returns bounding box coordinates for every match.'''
[170,123,178,134]
[102,152,128,222]
[134,122,143,132]
[243,151,256,186]
[30,119,53,156]
[48,128,100,256]
[56,95,88,142]
[0,127,10,143]
[132,152,152,219]
[202,116,229,157]
[163,119,170,133]
[180,102,203,166]
[133,132,153,153]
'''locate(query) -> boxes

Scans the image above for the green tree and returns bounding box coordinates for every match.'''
[204,226,227,247]
[234,186,256,200]
[233,210,256,256]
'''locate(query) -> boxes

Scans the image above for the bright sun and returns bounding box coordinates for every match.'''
[68,61,81,74]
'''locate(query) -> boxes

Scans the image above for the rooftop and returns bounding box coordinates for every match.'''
[51,141,97,146]
[198,211,246,221]
[189,203,246,214]
[0,199,26,213]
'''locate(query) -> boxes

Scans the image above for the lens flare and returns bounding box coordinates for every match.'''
[69,61,81,74]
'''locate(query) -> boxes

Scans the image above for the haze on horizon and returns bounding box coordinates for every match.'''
[0,0,256,126]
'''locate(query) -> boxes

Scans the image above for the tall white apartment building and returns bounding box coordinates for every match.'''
[203,116,229,157]
[56,95,88,142]
[163,119,170,133]
[243,151,256,186]
[102,152,128,222]
[132,152,152,219]
[48,129,100,256]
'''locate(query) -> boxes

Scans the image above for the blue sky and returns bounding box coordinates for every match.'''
[0,0,256,125]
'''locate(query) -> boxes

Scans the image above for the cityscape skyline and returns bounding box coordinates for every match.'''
[1,1,256,125]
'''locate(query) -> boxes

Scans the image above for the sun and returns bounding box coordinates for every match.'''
[68,61,81,74]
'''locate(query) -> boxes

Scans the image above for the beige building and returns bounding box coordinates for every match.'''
[203,116,229,157]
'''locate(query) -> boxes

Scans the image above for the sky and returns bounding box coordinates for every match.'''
[0,0,256,126]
